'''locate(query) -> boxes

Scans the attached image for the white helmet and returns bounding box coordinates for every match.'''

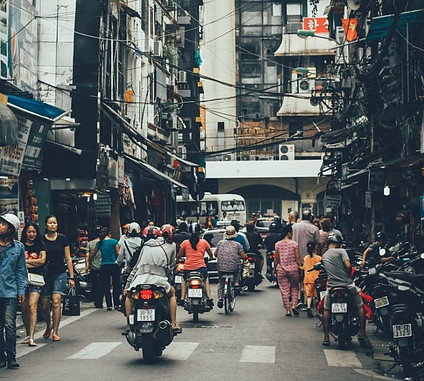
[128,222,141,234]
[1,213,20,234]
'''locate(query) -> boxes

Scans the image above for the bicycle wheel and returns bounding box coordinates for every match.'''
[229,277,236,312]
[224,277,230,314]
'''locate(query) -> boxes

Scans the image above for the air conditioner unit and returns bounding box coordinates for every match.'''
[153,40,163,57]
[241,154,250,161]
[298,79,315,94]
[223,154,234,161]
[177,70,187,83]
[278,144,295,160]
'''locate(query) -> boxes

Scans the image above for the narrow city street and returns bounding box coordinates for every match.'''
[5,282,395,381]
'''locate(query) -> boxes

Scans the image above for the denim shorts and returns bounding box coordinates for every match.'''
[26,284,43,294]
[41,272,68,298]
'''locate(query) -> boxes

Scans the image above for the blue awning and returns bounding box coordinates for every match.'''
[367,9,424,41]
[7,95,68,122]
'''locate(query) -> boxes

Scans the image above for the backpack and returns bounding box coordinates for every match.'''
[124,240,143,269]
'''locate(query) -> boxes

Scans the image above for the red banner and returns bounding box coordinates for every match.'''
[341,18,358,41]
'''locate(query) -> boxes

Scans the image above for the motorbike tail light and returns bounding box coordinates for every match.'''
[271,253,276,259]
[177,263,184,271]
[140,289,154,300]
[189,279,202,288]
[248,256,254,262]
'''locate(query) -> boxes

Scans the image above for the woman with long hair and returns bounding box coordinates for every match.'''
[275,224,302,317]
[89,227,120,310]
[20,222,46,346]
[40,216,74,341]
[176,226,214,306]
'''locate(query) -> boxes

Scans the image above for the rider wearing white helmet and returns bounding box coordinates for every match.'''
[0,214,27,369]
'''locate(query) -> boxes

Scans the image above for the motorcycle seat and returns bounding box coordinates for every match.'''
[383,271,424,287]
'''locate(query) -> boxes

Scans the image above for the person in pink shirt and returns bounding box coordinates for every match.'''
[176,227,214,307]
[275,225,302,317]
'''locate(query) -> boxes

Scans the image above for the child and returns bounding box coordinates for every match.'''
[302,241,322,318]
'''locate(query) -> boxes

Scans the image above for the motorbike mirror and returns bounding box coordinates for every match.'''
[379,248,386,256]
[368,268,376,275]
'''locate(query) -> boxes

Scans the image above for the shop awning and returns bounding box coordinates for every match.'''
[367,9,424,41]
[7,95,69,122]
[167,152,198,168]
[125,155,188,189]
[0,102,18,146]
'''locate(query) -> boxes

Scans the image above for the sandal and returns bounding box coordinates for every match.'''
[322,340,330,346]
[52,334,61,342]
[43,327,52,339]
[292,308,299,316]
[358,336,372,349]
[28,339,37,347]
[21,336,30,344]
[172,327,182,335]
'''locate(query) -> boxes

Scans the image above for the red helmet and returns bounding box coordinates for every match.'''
[160,224,176,238]
[142,226,161,239]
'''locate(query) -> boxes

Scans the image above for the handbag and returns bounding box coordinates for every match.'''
[62,287,80,316]
[28,273,45,287]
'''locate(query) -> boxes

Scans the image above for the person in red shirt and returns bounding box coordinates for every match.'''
[176,227,214,307]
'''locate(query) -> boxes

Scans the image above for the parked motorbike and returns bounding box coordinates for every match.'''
[383,270,424,379]
[125,284,176,363]
[265,250,277,285]
[71,257,92,301]
[241,252,262,291]
[184,271,211,323]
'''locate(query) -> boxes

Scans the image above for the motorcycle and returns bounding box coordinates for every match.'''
[71,257,92,301]
[241,252,262,291]
[184,271,211,323]
[383,270,424,379]
[265,250,277,285]
[125,284,176,363]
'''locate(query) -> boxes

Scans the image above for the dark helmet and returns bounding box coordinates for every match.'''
[142,226,161,239]
[268,222,278,233]
[327,232,343,245]
[376,231,386,240]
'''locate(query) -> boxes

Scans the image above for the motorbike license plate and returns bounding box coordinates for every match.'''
[188,288,202,298]
[137,308,155,322]
[374,296,389,309]
[174,275,183,284]
[249,263,255,270]
[331,303,347,313]
[271,262,274,268]
[393,323,412,338]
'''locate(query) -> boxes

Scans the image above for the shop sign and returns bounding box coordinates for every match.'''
[118,156,125,184]
[303,17,329,34]
[21,116,51,172]
[0,176,19,214]
[0,117,31,176]
[108,158,118,189]
[325,194,342,208]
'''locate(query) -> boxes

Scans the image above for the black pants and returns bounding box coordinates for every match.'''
[90,268,103,307]
[99,264,121,308]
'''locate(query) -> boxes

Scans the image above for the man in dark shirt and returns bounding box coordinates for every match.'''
[174,222,191,250]
[264,223,282,252]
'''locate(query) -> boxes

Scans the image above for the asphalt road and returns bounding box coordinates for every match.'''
[5,281,400,381]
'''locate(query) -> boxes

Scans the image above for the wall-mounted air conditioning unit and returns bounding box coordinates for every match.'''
[241,154,250,161]
[222,154,234,161]
[177,70,187,83]
[278,144,295,160]
[153,40,163,57]
[298,79,315,94]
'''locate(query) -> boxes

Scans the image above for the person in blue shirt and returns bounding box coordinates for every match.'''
[89,227,120,310]
[0,214,27,369]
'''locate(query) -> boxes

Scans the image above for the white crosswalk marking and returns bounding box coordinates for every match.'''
[163,341,199,361]
[67,342,122,359]
[324,349,362,367]
[240,345,275,363]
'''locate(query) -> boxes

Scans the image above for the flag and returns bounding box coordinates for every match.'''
[341,18,358,42]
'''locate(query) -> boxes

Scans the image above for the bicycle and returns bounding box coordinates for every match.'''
[222,272,236,314]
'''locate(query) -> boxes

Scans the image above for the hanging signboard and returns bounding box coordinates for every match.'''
[303,17,329,33]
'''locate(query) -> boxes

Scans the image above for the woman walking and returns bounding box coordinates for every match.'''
[89,227,120,310]
[20,222,46,346]
[41,216,74,341]
[275,225,302,317]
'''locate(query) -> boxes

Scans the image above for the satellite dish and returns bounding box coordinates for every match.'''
[347,0,361,10]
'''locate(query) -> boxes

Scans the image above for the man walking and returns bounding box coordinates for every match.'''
[292,209,321,260]
[0,214,27,369]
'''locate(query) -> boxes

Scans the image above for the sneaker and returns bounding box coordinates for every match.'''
[207,299,214,307]
[7,358,19,369]
[306,308,313,318]
[217,299,223,308]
